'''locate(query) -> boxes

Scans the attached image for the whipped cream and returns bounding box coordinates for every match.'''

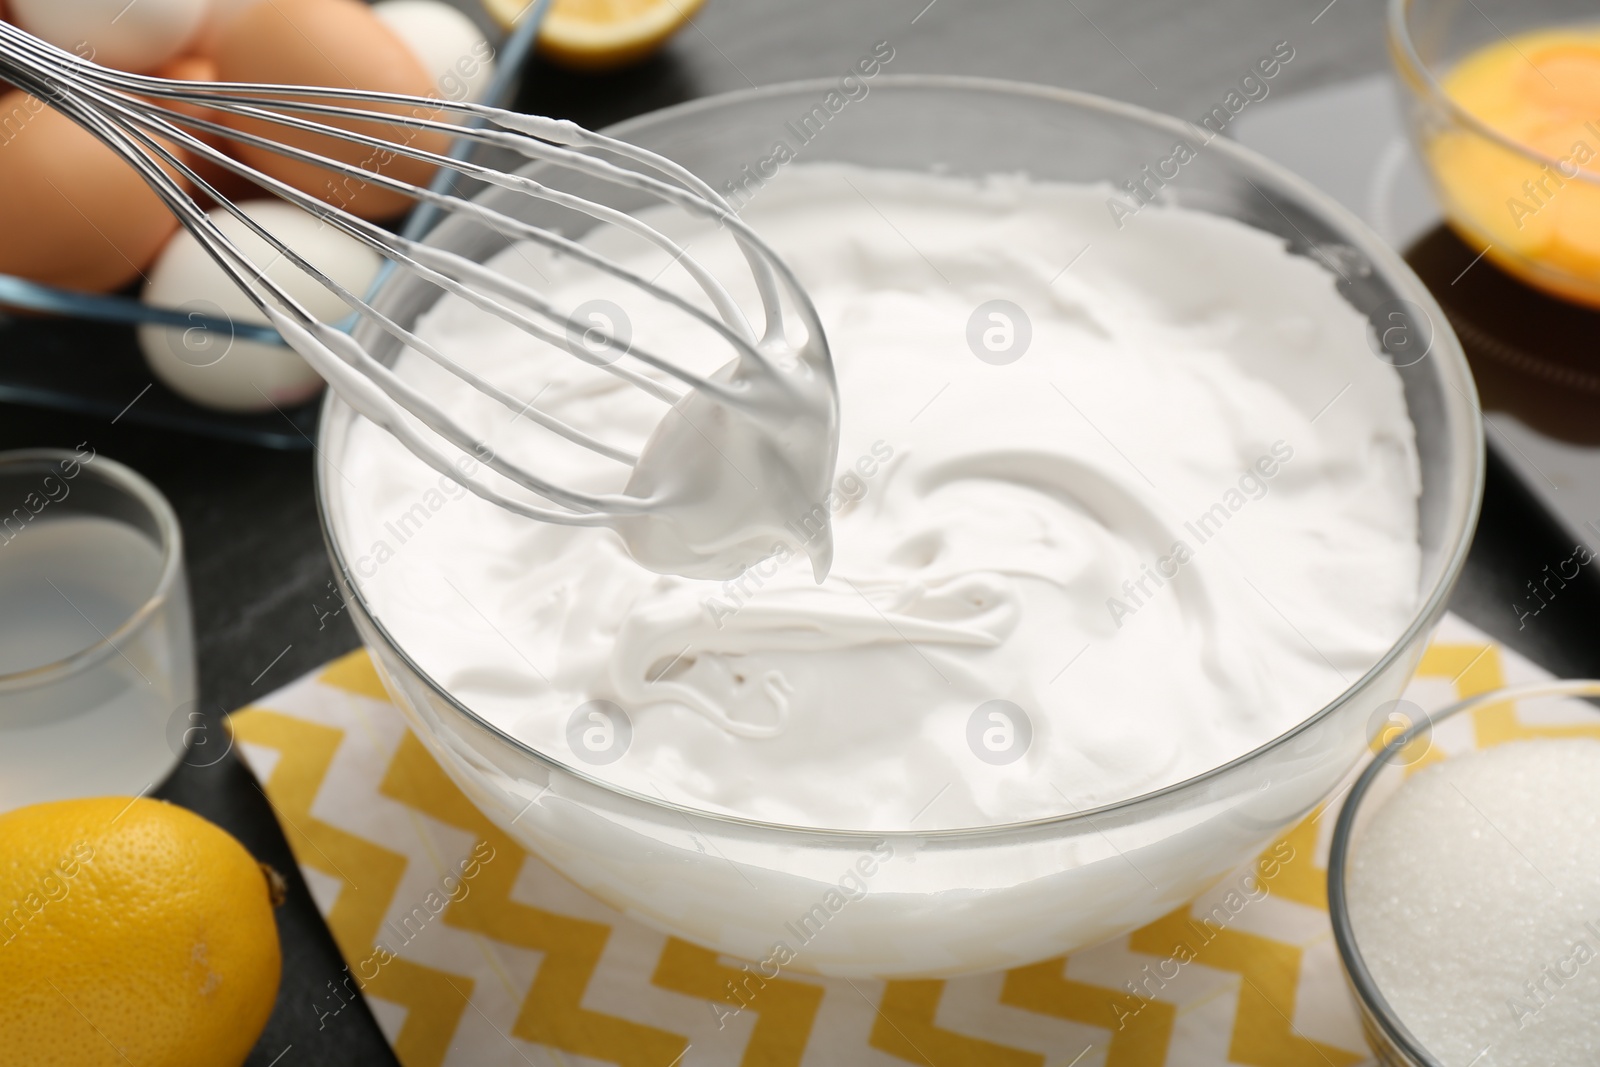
[334,164,1422,831]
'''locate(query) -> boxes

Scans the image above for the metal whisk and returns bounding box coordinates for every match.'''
[0,21,838,578]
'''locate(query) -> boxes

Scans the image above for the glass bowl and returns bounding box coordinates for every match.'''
[315,76,1484,979]
[1327,679,1600,1066]
[1389,0,1600,307]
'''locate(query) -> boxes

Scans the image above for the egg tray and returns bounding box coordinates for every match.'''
[0,0,542,449]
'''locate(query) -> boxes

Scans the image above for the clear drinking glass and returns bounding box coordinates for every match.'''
[0,448,196,811]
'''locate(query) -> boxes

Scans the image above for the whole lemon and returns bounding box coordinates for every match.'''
[0,797,283,1067]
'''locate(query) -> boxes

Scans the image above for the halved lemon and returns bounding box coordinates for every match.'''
[485,0,709,71]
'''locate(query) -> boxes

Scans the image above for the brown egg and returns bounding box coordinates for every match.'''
[151,54,260,207]
[192,0,261,56]
[211,0,446,221]
[0,90,185,292]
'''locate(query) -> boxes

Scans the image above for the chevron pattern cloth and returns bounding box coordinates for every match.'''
[229,613,1578,1067]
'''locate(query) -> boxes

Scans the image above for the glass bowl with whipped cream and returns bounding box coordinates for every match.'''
[316,76,1484,978]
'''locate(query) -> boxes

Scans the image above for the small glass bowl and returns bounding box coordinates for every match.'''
[1327,678,1600,1066]
[1389,0,1600,307]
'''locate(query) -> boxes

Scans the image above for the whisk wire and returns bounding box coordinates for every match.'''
[1,21,807,392]
[0,19,838,549]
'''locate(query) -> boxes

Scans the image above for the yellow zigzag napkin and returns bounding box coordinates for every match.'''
[228,613,1570,1067]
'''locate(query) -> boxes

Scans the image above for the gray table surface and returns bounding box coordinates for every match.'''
[528,0,1390,122]
[4,1,1596,1063]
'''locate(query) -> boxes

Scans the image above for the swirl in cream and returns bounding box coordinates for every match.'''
[334,164,1421,831]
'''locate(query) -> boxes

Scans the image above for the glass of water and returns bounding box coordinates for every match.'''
[0,448,196,812]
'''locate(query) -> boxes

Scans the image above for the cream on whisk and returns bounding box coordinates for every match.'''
[335,165,1422,831]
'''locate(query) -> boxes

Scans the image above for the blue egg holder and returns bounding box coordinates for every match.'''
[0,0,547,448]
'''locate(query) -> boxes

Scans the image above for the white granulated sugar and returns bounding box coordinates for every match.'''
[1348,738,1600,1067]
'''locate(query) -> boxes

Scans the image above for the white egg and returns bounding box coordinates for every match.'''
[11,0,209,73]
[374,0,497,104]
[139,201,382,412]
